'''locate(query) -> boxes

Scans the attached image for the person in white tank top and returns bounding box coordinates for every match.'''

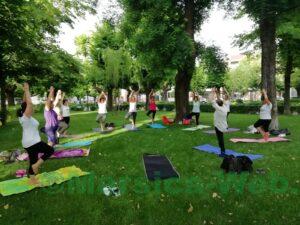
[96,91,108,131]
[125,86,139,128]
[189,92,201,125]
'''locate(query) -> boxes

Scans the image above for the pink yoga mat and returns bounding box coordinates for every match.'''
[17,148,90,161]
[230,137,289,143]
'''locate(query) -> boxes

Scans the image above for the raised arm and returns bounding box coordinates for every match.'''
[149,89,154,98]
[23,83,33,117]
[45,86,54,110]
[262,89,271,104]
[223,87,230,101]
[53,90,62,107]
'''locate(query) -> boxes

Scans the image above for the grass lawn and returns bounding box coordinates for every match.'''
[0,110,299,225]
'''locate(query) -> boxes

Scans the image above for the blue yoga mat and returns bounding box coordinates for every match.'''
[58,140,93,148]
[193,144,263,160]
[148,123,166,129]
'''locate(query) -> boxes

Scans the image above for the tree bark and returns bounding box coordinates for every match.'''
[175,0,195,121]
[107,87,113,111]
[259,17,279,129]
[283,51,293,115]
[145,87,151,111]
[6,87,15,106]
[0,72,7,125]
[161,84,170,102]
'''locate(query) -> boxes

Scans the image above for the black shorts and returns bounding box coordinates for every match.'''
[63,117,70,125]
[254,119,271,132]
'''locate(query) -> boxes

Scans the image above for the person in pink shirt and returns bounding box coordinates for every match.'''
[146,89,157,124]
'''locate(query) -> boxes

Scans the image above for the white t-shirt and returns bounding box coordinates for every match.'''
[19,115,41,148]
[98,102,107,114]
[224,100,231,112]
[212,101,229,132]
[62,105,70,117]
[192,101,200,113]
[129,102,137,112]
[260,103,272,120]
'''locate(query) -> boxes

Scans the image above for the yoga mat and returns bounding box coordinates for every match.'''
[143,154,179,181]
[64,133,96,140]
[193,144,263,160]
[17,148,90,161]
[55,140,93,149]
[230,137,289,143]
[0,166,89,196]
[182,125,211,131]
[93,128,114,133]
[147,123,166,129]
[203,128,240,134]
[124,124,139,131]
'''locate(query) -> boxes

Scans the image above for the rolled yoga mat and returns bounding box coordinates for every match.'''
[193,144,263,160]
[230,137,289,143]
[143,154,179,181]
[0,166,89,196]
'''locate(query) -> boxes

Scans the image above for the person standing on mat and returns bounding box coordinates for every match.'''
[254,89,272,141]
[96,91,108,132]
[146,89,157,124]
[44,86,60,146]
[222,87,230,122]
[61,98,71,135]
[212,88,229,157]
[18,83,54,180]
[190,91,201,125]
[55,92,68,138]
[125,86,139,129]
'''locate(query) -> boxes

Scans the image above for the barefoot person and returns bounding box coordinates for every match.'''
[125,86,139,128]
[18,83,54,178]
[44,87,59,146]
[254,89,272,141]
[190,91,201,125]
[146,89,157,124]
[96,91,107,132]
[212,88,229,157]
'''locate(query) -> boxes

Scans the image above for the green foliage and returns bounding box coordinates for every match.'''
[225,55,261,93]
[191,66,207,94]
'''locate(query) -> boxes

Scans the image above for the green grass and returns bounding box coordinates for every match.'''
[0,111,299,225]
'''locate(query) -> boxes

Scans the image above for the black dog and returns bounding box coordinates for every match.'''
[220,155,253,174]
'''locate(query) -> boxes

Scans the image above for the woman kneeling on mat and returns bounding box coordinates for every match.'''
[125,86,139,129]
[190,91,201,125]
[146,89,157,124]
[44,87,60,146]
[18,83,54,179]
[96,91,107,132]
[254,89,272,141]
[212,88,229,157]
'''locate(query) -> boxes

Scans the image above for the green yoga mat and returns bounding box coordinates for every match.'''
[182,125,211,131]
[0,166,89,196]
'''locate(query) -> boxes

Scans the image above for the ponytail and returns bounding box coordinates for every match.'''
[17,102,27,117]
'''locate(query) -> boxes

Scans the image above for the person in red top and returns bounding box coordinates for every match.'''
[146,89,157,124]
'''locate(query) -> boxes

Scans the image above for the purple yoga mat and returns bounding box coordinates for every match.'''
[17,149,89,161]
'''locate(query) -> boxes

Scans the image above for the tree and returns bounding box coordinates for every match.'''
[191,66,207,94]
[120,0,213,120]
[0,0,96,125]
[220,0,300,129]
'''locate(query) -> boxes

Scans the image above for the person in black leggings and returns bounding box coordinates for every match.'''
[17,83,54,180]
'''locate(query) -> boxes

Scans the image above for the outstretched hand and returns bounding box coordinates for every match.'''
[23,82,29,91]
[49,86,54,92]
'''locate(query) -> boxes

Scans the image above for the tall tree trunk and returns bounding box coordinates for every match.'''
[259,17,278,129]
[6,87,15,106]
[161,84,170,102]
[175,0,195,121]
[145,87,151,111]
[107,87,113,111]
[283,51,293,115]
[0,72,7,125]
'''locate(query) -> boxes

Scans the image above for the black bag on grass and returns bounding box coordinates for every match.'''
[220,155,253,174]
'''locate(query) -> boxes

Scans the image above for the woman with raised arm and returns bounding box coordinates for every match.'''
[190,91,201,125]
[125,86,139,128]
[44,86,59,146]
[146,89,157,124]
[212,88,229,157]
[96,91,108,132]
[253,89,272,141]
[55,92,68,137]
[17,83,54,178]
